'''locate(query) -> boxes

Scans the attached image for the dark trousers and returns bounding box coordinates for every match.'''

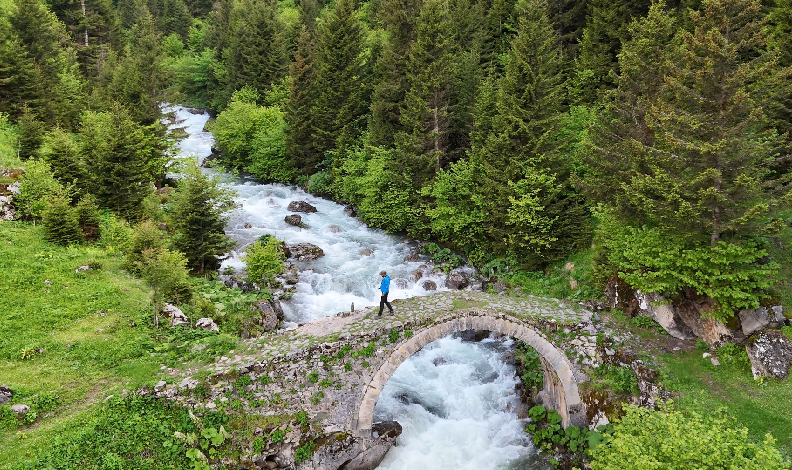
[378,293,393,315]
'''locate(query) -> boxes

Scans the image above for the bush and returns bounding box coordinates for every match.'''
[99,213,133,253]
[242,237,285,287]
[43,196,83,246]
[596,209,778,320]
[76,194,101,241]
[590,404,790,470]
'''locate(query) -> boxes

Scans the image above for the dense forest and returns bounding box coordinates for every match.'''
[2,0,792,468]
[3,0,790,315]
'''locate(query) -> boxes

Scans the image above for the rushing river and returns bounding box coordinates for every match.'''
[170,106,550,470]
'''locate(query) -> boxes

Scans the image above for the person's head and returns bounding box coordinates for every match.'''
[379,270,387,277]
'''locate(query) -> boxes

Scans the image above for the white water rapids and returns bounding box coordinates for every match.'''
[170,106,550,469]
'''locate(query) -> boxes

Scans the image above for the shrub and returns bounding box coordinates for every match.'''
[43,196,83,246]
[75,194,101,241]
[242,237,285,287]
[98,213,132,253]
[590,404,790,470]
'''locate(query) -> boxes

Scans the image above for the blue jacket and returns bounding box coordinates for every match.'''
[380,275,391,294]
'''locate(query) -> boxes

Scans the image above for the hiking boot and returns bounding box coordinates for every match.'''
[389,310,395,316]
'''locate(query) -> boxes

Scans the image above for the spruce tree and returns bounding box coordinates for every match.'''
[0,28,40,118]
[285,26,320,174]
[161,0,192,40]
[368,0,421,147]
[44,195,84,245]
[472,0,586,264]
[395,0,458,184]
[585,0,791,314]
[223,0,286,99]
[171,163,237,274]
[39,127,85,185]
[80,106,166,220]
[311,0,367,159]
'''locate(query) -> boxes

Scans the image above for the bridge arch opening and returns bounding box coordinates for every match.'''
[355,314,586,435]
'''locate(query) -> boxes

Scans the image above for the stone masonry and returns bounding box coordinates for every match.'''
[158,291,595,469]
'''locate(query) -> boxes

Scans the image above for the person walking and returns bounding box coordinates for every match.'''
[378,270,394,317]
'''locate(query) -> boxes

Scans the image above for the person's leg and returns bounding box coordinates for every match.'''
[384,293,393,314]
[378,294,385,316]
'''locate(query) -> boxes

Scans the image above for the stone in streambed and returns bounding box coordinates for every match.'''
[421,280,437,291]
[284,214,303,227]
[287,201,317,213]
[288,243,324,261]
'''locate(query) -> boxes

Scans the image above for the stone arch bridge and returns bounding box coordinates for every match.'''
[158,291,598,469]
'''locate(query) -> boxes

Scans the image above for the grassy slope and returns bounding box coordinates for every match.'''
[0,116,21,170]
[0,222,162,467]
[659,350,792,456]
[600,310,792,458]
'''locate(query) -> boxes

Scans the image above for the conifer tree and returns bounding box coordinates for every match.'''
[204,0,233,51]
[223,0,286,99]
[285,26,320,174]
[39,127,85,185]
[80,106,166,220]
[395,0,458,184]
[368,0,421,147]
[161,0,192,40]
[171,163,237,274]
[0,28,40,118]
[585,0,791,314]
[44,195,83,245]
[471,0,586,264]
[311,0,367,159]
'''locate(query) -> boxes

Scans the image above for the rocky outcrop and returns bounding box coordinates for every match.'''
[739,306,786,336]
[195,318,219,332]
[0,385,12,405]
[285,214,303,227]
[444,270,469,290]
[458,329,489,342]
[162,304,188,327]
[745,330,792,379]
[635,292,695,340]
[675,297,743,347]
[289,243,325,262]
[287,201,317,213]
[0,195,15,222]
[253,299,285,331]
[604,275,639,315]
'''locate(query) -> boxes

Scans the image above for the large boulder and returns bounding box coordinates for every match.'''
[195,318,219,332]
[161,303,188,327]
[287,200,317,213]
[289,243,325,261]
[739,306,786,336]
[745,330,792,379]
[0,385,11,405]
[253,299,285,331]
[284,214,303,227]
[344,422,403,470]
[0,195,15,222]
[604,275,639,315]
[444,270,469,290]
[422,280,437,291]
[635,292,695,340]
[675,297,743,347]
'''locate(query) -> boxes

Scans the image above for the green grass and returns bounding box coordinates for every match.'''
[658,350,792,457]
[452,298,488,309]
[0,222,164,466]
[502,249,602,301]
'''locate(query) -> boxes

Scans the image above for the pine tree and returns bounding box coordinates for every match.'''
[368,0,421,147]
[171,163,237,274]
[75,194,101,241]
[548,0,587,53]
[223,0,286,99]
[80,106,167,219]
[285,26,320,174]
[204,0,233,51]
[311,0,367,159]
[48,0,122,76]
[0,27,40,118]
[395,0,458,184]
[119,0,149,30]
[184,0,213,17]
[161,0,192,40]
